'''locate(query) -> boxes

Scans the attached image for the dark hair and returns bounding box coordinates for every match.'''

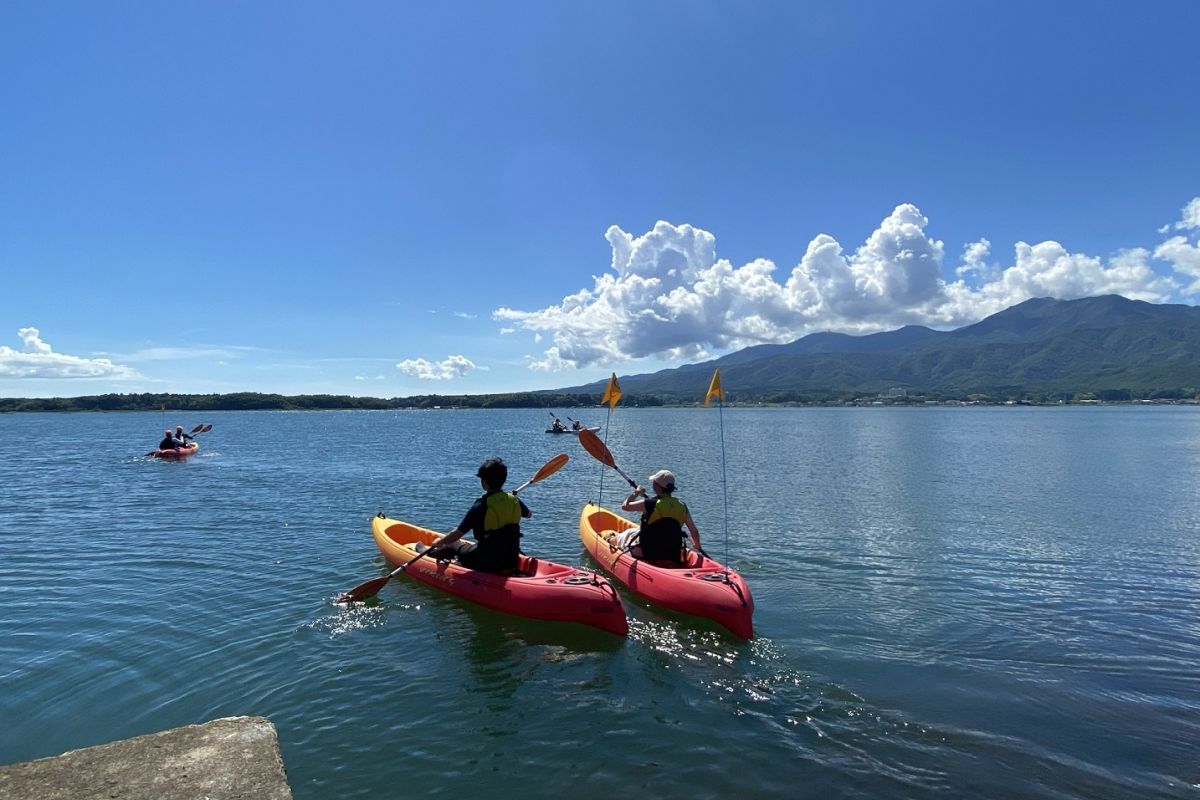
[476,458,507,489]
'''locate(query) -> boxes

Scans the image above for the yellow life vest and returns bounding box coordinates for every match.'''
[482,491,521,537]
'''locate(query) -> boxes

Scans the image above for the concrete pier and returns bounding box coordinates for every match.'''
[0,716,292,800]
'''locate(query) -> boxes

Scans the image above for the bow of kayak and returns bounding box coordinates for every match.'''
[579,503,754,639]
[371,514,628,636]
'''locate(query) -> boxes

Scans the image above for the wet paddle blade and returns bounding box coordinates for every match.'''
[190,424,205,433]
[337,575,391,604]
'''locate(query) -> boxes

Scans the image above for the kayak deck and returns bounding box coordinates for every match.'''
[371,514,628,636]
[579,503,754,639]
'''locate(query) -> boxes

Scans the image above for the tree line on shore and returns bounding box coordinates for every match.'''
[0,392,663,413]
[2,387,1196,414]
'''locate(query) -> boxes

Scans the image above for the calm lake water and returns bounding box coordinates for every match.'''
[2,407,1199,798]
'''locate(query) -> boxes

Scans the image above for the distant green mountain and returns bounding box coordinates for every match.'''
[553,295,1200,401]
[6,295,1199,412]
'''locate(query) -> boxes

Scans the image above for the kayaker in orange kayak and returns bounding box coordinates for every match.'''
[158,429,186,450]
[173,425,195,444]
[609,469,702,565]
[426,458,532,574]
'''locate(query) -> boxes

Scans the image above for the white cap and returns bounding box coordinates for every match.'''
[649,469,675,490]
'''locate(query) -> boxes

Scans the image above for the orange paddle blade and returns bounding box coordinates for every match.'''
[577,428,615,468]
[337,575,390,604]
[533,452,569,482]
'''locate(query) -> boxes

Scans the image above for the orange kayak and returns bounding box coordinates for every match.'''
[579,503,754,639]
[370,514,628,636]
[152,442,199,460]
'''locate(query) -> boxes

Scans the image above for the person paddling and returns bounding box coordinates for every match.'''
[610,469,701,566]
[158,429,184,451]
[174,425,194,444]
[425,458,532,575]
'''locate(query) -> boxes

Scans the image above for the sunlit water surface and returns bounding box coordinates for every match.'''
[2,407,1199,798]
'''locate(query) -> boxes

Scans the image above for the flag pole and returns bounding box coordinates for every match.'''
[705,369,729,568]
[598,373,622,507]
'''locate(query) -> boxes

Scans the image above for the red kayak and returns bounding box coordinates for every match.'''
[152,442,199,460]
[579,503,754,639]
[371,514,628,636]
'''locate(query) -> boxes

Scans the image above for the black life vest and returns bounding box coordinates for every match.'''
[639,495,687,564]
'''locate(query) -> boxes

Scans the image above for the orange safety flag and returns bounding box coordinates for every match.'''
[600,373,622,409]
[704,368,724,405]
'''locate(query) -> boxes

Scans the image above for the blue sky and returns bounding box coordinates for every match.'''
[3,1,1199,397]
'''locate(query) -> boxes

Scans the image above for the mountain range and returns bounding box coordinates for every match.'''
[554,295,1200,401]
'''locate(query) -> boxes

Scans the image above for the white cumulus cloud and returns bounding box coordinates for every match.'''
[1168,197,1200,232]
[1152,197,1200,293]
[396,354,478,381]
[495,199,1197,371]
[0,328,140,379]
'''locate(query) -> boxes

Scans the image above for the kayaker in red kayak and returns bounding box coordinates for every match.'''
[158,429,186,451]
[174,425,195,444]
[426,458,532,574]
[609,469,702,566]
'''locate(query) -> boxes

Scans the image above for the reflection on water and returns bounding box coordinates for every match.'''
[2,407,1199,799]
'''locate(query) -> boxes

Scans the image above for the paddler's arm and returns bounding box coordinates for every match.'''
[431,528,465,549]
[432,498,484,549]
[621,486,646,512]
[684,511,701,551]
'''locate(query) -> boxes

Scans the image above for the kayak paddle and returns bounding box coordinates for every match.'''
[335,453,571,604]
[577,428,637,489]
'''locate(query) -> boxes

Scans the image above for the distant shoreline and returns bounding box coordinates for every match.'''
[2,391,1198,413]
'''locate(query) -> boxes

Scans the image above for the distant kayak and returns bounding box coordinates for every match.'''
[151,442,199,460]
[370,514,628,636]
[579,503,754,639]
[545,426,600,435]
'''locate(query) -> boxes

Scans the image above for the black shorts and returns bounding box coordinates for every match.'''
[457,540,518,574]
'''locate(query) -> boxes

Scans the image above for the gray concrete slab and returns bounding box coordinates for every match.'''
[0,716,293,800]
